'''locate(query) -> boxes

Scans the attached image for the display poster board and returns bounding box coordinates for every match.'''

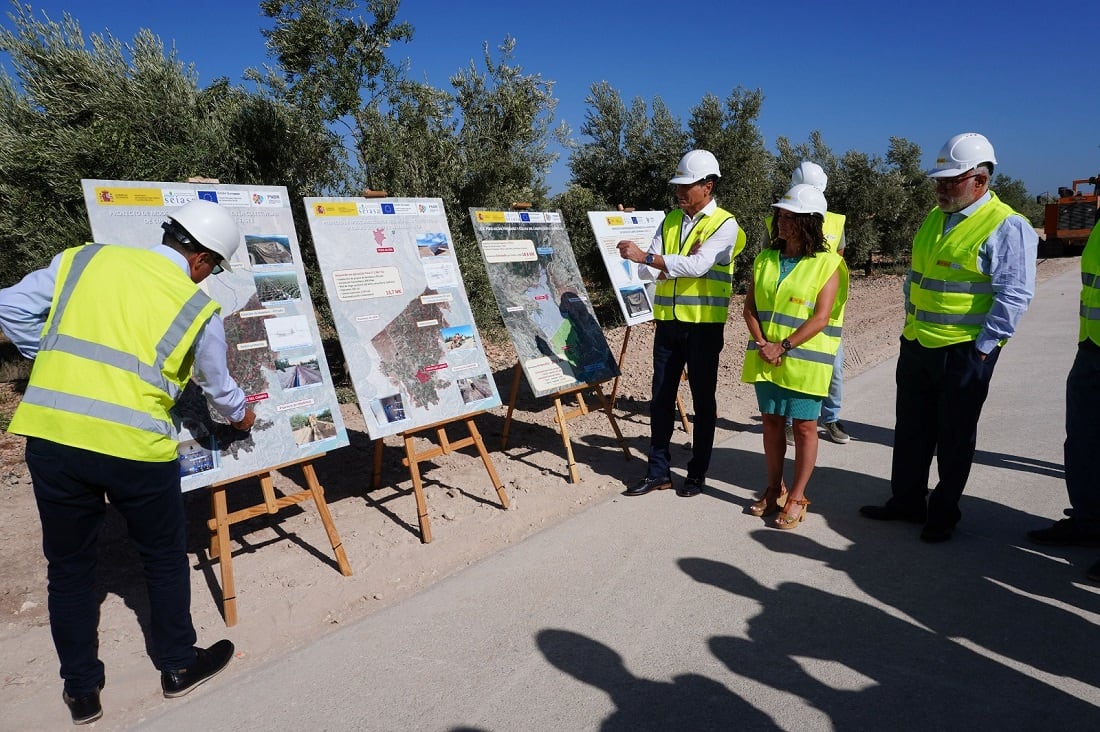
[81,180,349,492]
[470,208,620,398]
[304,197,501,439]
[586,210,665,327]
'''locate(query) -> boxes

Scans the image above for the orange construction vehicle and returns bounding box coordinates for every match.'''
[1039,175,1100,256]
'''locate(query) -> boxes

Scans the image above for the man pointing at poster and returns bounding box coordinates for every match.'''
[617,149,745,498]
[0,199,254,725]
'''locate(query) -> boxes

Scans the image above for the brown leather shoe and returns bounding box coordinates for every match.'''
[624,475,672,497]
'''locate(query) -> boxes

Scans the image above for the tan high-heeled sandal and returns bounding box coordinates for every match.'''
[774,498,810,530]
[748,484,788,517]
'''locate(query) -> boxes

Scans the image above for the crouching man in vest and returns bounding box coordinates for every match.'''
[0,200,256,725]
[859,133,1038,542]
[617,149,746,498]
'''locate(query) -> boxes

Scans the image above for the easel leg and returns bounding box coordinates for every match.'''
[468,418,509,509]
[677,368,692,435]
[209,486,237,627]
[302,462,352,576]
[403,432,433,543]
[609,326,633,411]
[554,396,580,484]
[372,438,383,490]
[594,384,632,459]
[501,361,522,449]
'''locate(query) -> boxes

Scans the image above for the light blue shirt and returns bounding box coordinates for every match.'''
[0,243,246,422]
[906,191,1038,354]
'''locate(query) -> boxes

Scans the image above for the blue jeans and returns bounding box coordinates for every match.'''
[26,438,198,696]
[1064,341,1100,534]
[820,340,844,424]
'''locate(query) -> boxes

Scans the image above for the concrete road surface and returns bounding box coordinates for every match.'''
[139,266,1100,731]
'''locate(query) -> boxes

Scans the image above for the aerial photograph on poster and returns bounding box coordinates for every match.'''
[81,180,349,491]
[305,197,501,439]
[470,208,619,398]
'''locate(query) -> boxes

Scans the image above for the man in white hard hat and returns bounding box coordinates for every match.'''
[768,162,850,447]
[859,132,1038,542]
[0,199,255,725]
[617,149,746,498]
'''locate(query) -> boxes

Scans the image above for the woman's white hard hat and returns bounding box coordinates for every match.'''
[772,183,827,216]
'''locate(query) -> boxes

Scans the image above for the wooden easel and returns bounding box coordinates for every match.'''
[607,325,692,435]
[500,363,631,483]
[206,456,351,627]
[371,413,508,543]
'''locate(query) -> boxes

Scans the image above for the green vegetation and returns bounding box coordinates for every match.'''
[0,0,1045,320]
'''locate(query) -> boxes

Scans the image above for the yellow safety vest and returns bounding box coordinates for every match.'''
[9,244,220,462]
[653,207,745,323]
[903,193,1018,348]
[763,211,846,253]
[1079,222,1100,345]
[741,249,847,397]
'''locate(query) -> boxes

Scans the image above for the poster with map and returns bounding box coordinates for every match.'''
[305,197,501,439]
[586,210,665,327]
[81,180,349,492]
[470,209,620,398]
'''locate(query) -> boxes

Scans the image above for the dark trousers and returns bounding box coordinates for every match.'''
[26,438,198,696]
[890,337,1001,528]
[1064,340,1100,535]
[647,319,725,480]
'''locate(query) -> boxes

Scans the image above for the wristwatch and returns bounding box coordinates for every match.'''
[781,338,793,351]
[644,253,655,266]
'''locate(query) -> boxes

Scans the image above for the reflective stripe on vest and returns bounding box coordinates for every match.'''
[8,244,219,461]
[903,193,1016,348]
[1078,222,1100,345]
[741,248,847,397]
[652,206,744,323]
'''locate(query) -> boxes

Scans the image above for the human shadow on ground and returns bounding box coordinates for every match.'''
[702,441,1099,695]
[680,556,1100,729]
[536,628,777,731]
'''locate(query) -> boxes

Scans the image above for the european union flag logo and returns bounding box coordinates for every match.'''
[197,190,219,203]
[381,203,395,214]
[520,212,531,222]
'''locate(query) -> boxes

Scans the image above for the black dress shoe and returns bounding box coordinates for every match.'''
[624,475,672,497]
[920,524,954,543]
[63,681,104,725]
[1027,518,1100,547]
[676,477,705,497]
[161,639,234,698]
[859,503,926,523]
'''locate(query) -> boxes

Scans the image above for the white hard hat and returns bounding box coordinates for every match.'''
[772,184,827,216]
[791,161,828,192]
[927,132,997,178]
[165,199,241,271]
[669,149,721,184]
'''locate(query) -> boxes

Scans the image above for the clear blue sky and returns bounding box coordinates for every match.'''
[6,0,1099,198]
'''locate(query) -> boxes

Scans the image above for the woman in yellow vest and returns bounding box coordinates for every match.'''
[742,184,847,529]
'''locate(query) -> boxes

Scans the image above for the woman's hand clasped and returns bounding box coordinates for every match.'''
[758,341,785,367]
